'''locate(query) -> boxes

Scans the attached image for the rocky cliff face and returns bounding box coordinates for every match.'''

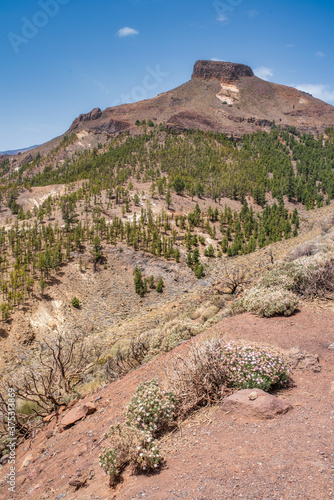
[191,60,254,82]
[70,107,102,130]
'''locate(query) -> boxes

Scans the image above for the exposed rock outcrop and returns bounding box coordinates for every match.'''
[192,60,254,82]
[70,107,102,130]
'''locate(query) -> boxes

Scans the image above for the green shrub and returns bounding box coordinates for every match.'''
[126,380,175,435]
[71,296,80,308]
[204,244,215,257]
[156,277,164,293]
[194,262,204,279]
[148,275,155,289]
[220,342,290,391]
[16,400,42,416]
[160,327,191,352]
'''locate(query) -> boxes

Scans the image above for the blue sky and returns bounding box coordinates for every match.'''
[0,0,333,150]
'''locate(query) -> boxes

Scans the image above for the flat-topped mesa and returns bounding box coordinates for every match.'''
[192,60,254,83]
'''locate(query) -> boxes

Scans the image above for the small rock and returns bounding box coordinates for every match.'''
[46,431,53,439]
[286,347,321,373]
[222,389,293,420]
[60,402,97,430]
[69,478,87,489]
[0,454,9,465]
[328,343,334,350]
[21,454,33,468]
[48,320,57,331]
[249,391,258,401]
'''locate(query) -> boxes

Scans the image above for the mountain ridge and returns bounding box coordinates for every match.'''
[67,59,334,140]
[3,59,334,172]
[0,145,39,156]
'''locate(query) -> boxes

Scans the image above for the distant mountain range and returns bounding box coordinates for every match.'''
[0,145,39,156]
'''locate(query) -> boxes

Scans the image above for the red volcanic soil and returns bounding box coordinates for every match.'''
[1,307,333,499]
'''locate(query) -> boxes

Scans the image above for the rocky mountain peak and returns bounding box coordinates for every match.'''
[191,60,254,82]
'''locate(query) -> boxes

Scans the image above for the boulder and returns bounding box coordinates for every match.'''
[222,389,292,420]
[189,306,205,320]
[201,305,219,321]
[60,402,96,430]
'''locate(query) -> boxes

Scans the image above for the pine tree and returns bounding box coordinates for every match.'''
[165,188,172,209]
[90,236,103,271]
[134,267,146,297]
[156,277,164,293]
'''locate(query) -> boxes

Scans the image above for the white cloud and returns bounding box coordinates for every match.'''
[316,51,325,57]
[254,66,274,81]
[285,43,295,48]
[117,27,139,37]
[211,58,224,62]
[294,84,334,104]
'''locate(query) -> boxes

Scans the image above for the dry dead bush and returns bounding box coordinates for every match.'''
[166,338,225,419]
[221,265,250,294]
[295,257,334,298]
[0,330,102,437]
[105,335,150,381]
[288,244,320,261]
[321,215,334,234]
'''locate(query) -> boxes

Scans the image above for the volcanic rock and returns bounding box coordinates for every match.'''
[222,389,292,419]
[60,402,97,430]
[192,60,254,82]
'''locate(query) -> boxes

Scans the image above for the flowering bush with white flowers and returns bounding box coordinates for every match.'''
[126,380,176,435]
[220,342,290,391]
[100,380,175,486]
[99,424,162,485]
